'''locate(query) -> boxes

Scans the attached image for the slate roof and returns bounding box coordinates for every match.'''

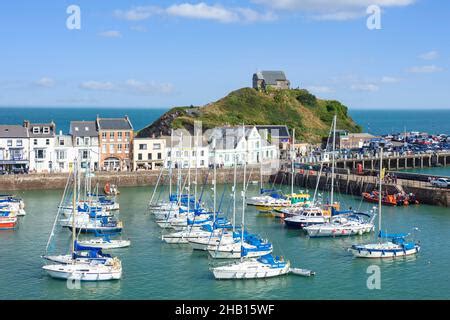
[255,71,287,85]
[97,117,133,130]
[255,125,290,139]
[70,121,98,137]
[28,123,56,138]
[0,125,29,138]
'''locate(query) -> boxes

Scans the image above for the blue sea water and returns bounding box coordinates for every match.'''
[349,109,450,136]
[0,107,169,133]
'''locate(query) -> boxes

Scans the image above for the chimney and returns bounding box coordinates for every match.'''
[152,133,156,138]
[23,120,30,128]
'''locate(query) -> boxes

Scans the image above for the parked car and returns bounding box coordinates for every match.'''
[430,178,450,188]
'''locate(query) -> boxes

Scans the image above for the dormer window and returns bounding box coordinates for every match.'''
[75,127,79,131]
[43,127,50,134]
[33,127,40,134]
[85,127,89,131]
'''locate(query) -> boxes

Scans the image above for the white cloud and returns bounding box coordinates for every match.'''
[252,0,415,20]
[80,81,116,91]
[114,3,276,24]
[305,85,334,94]
[125,79,175,95]
[79,80,174,95]
[130,25,148,32]
[381,76,400,83]
[407,65,443,73]
[419,50,439,60]
[35,77,55,88]
[98,30,122,38]
[114,6,162,21]
[351,83,379,92]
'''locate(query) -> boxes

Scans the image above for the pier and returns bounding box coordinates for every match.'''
[272,167,450,207]
[298,151,450,171]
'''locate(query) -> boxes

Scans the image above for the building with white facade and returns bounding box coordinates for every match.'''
[205,126,279,167]
[133,137,166,171]
[163,130,209,169]
[70,121,100,171]
[0,124,30,173]
[25,121,57,173]
[53,131,77,173]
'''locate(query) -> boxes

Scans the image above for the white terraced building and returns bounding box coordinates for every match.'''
[205,126,279,167]
[163,129,209,169]
[69,121,100,171]
[25,121,57,173]
[0,124,30,173]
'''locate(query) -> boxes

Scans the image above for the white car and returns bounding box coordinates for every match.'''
[431,178,450,188]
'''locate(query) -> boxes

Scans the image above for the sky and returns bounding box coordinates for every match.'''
[0,0,449,110]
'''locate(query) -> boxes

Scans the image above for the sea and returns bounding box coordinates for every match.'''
[0,107,449,300]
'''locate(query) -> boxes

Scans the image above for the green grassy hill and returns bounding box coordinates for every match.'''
[137,87,362,142]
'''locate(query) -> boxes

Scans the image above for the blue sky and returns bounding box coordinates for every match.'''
[0,0,449,109]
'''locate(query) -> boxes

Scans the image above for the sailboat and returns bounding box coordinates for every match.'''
[349,143,421,258]
[304,115,375,238]
[42,161,122,281]
[208,139,273,259]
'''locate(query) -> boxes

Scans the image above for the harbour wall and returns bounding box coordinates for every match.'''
[271,169,450,207]
[0,166,270,191]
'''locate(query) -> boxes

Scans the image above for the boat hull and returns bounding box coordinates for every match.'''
[42,265,122,281]
[350,245,420,258]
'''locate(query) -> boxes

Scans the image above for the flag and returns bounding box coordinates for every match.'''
[380,168,386,179]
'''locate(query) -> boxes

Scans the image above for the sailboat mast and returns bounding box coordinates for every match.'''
[169,129,173,197]
[241,126,246,262]
[379,145,383,233]
[330,115,337,206]
[233,152,237,233]
[291,128,295,195]
[71,161,77,257]
[213,140,217,223]
[188,135,191,214]
[195,130,199,209]
[260,135,263,191]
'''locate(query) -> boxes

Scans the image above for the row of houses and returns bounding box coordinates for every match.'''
[0,116,292,173]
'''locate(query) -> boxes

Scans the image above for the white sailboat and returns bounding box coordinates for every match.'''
[349,143,421,258]
[42,162,122,281]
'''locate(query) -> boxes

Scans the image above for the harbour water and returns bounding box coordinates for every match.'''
[1,183,449,300]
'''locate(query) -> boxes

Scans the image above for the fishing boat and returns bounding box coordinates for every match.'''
[42,162,122,281]
[349,143,421,258]
[283,206,330,229]
[304,212,375,237]
[0,195,26,216]
[362,191,397,206]
[0,216,18,230]
[104,182,119,196]
[211,254,290,279]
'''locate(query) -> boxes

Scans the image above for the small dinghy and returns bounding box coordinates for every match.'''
[289,268,315,277]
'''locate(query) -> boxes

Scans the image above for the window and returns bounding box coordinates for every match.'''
[118,144,122,153]
[35,149,46,159]
[225,154,229,162]
[167,151,171,157]
[32,127,40,134]
[124,144,129,150]
[46,139,50,145]
[110,144,115,153]
[59,139,65,146]
[192,151,196,156]
[118,132,123,141]
[102,132,107,140]
[153,143,161,150]
[7,140,12,147]
[184,151,188,157]
[56,150,66,160]
[200,160,205,166]
[84,137,90,145]
[148,153,152,160]
[43,127,50,134]
[157,153,162,160]
[76,138,81,146]
[125,132,130,140]
[138,153,142,160]
[176,151,181,157]
[109,132,114,140]
[34,139,38,146]
[82,150,89,160]
[139,144,147,150]
[201,150,204,156]
[59,162,65,170]
[102,145,106,153]
[16,140,22,147]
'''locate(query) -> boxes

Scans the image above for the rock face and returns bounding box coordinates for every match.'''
[137,87,362,142]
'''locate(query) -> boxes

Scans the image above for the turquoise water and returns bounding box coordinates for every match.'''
[401,166,450,177]
[349,109,450,136]
[1,183,449,300]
